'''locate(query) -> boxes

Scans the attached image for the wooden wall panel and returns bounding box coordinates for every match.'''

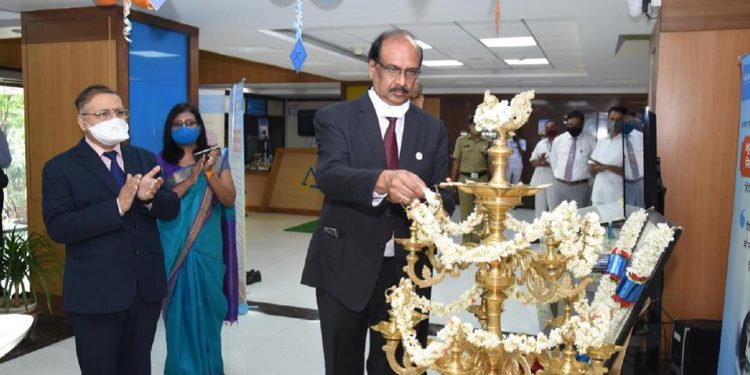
[0,38,21,69]
[263,148,322,216]
[656,30,750,322]
[199,51,334,85]
[24,40,118,297]
[245,172,269,211]
[422,97,440,119]
[661,0,750,32]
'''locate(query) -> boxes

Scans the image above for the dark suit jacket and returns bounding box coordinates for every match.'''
[301,93,453,312]
[42,139,180,314]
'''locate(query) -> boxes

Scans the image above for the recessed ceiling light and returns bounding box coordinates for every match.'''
[415,40,433,50]
[230,46,278,53]
[129,50,179,58]
[422,60,463,67]
[481,36,536,48]
[567,100,591,108]
[504,58,549,66]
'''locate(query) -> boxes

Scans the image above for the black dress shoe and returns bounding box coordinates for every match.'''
[246,269,262,285]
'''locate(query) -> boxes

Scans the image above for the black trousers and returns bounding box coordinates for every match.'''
[66,289,161,375]
[316,257,431,375]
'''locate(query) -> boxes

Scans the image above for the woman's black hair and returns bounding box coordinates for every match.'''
[161,103,209,165]
[739,311,750,372]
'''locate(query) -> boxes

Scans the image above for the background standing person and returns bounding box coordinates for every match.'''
[506,134,527,184]
[300,29,453,375]
[622,113,645,207]
[529,120,557,217]
[409,81,424,109]
[156,103,237,375]
[451,114,491,244]
[41,84,179,375]
[548,110,596,209]
[0,125,10,238]
[590,106,627,206]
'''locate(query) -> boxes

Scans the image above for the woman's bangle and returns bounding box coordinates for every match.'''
[205,169,215,179]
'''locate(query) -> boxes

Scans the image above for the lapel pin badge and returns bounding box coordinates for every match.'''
[416,152,423,160]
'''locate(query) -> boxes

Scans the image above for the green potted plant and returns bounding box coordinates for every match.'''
[0,229,59,313]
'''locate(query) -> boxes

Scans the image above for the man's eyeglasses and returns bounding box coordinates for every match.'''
[79,108,129,121]
[172,120,199,128]
[374,59,421,80]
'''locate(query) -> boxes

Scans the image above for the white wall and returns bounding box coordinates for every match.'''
[199,87,229,147]
[284,100,339,148]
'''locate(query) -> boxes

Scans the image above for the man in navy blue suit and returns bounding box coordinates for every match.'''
[42,85,179,375]
[301,30,453,375]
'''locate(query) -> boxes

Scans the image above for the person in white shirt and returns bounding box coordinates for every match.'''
[506,135,527,184]
[529,120,558,217]
[589,106,627,206]
[548,110,596,209]
[622,114,645,207]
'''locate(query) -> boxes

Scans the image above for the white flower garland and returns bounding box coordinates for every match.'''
[473,90,535,135]
[399,183,675,360]
[627,223,674,281]
[409,198,602,278]
[572,214,676,350]
[473,91,514,133]
[390,279,566,366]
[504,202,604,305]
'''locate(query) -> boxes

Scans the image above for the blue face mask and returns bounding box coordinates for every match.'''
[171,127,201,145]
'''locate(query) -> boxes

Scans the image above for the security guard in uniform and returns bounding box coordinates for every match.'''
[450,115,491,243]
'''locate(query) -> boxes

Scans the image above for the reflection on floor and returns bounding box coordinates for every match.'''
[0,208,552,374]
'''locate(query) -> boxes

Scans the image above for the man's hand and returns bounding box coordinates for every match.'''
[117,174,141,214]
[137,166,164,201]
[531,153,549,167]
[590,161,606,174]
[375,170,427,205]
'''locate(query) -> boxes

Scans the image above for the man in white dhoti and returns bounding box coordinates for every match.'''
[590,106,627,206]
[529,120,558,217]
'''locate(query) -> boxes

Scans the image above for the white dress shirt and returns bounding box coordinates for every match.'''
[529,138,555,186]
[590,134,623,205]
[368,89,410,257]
[549,132,596,182]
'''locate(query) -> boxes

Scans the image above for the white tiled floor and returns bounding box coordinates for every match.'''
[0,208,549,374]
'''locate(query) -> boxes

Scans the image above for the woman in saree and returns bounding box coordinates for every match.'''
[156,103,237,375]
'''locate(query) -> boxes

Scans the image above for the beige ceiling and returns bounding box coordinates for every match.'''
[0,0,656,94]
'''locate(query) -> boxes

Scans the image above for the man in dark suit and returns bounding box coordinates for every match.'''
[301,29,453,375]
[42,85,179,375]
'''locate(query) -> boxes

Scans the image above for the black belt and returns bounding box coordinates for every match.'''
[461,171,487,179]
[556,178,588,186]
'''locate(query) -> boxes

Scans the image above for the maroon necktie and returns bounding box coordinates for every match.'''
[384,117,399,169]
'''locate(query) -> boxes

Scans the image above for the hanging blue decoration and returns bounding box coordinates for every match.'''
[290,39,307,73]
[290,0,307,73]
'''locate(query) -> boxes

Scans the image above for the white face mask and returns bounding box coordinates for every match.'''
[86,117,130,146]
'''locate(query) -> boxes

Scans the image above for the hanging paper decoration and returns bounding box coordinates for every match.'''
[123,0,133,43]
[289,0,308,73]
[133,0,155,10]
[494,0,501,35]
